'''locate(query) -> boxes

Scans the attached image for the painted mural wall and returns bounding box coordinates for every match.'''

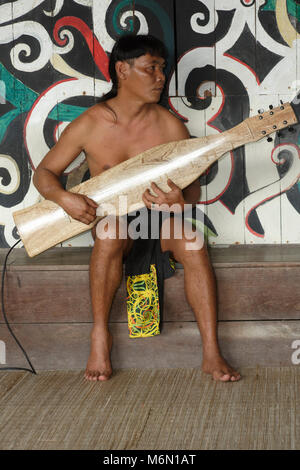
[0,0,299,249]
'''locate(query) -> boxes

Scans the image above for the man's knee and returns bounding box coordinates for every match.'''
[182,227,205,252]
[94,215,128,241]
[161,216,205,255]
[92,216,135,259]
[92,216,129,256]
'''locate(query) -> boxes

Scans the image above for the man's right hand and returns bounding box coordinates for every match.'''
[60,192,98,225]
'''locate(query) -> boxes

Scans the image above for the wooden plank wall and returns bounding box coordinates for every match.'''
[1,246,300,370]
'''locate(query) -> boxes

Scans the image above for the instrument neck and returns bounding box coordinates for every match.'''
[224,102,297,151]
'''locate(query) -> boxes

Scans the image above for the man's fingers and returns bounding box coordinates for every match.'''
[142,193,149,207]
[78,206,97,224]
[144,188,153,199]
[143,189,158,204]
[81,196,97,217]
[86,206,97,217]
[80,215,95,225]
[167,178,179,190]
[151,182,165,196]
[142,192,158,210]
[142,193,152,208]
[84,196,98,208]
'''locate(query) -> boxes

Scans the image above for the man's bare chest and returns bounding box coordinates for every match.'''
[84,126,169,176]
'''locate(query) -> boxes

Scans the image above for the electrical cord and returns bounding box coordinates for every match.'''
[1,239,37,374]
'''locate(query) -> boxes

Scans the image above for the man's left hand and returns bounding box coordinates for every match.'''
[142,179,185,212]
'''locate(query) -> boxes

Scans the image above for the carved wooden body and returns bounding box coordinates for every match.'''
[13,103,298,257]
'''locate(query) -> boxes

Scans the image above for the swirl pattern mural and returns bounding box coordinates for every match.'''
[0,0,299,247]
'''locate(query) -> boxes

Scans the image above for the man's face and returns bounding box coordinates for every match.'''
[121,53,166,103]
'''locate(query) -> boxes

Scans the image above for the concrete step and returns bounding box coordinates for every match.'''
[0,321,300,370]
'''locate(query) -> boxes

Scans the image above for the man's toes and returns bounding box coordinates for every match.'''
[84,369,111,382]
[99,369,112,381]
[213,371,230,381]
[220,373,231,382]
[230,373,241,381]
[85,370,96,381]
[98,374,109,382]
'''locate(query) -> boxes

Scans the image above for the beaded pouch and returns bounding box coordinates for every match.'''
[126,264,160,338]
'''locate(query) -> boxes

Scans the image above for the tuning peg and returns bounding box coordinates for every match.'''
[258,108,264,114]
[269,104,273,109]
[280,99,283,104]
[288,126,295,133]
[267,137,273,142]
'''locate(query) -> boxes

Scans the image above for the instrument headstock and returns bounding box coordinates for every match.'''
[246,102,298,141]
[290,91,300,123]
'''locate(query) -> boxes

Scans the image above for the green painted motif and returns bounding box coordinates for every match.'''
[112,0,174,72]
[135,0,174,62]
[0,109,20,141]
[0,63,87,144]
[113,0,134,34]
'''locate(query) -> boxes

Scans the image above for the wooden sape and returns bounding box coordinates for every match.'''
[13,102,298,257]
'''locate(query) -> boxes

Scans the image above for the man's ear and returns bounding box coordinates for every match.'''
[115,60,131,81]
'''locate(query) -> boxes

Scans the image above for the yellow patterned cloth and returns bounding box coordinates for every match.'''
[126,264,161,338]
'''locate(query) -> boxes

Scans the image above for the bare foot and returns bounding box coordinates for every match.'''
[84,327,113,382]
[202,352,241,382]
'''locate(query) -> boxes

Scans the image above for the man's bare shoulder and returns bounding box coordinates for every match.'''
[60,102,113,144]
[61,106,95,136]
[86,101,114,118]
[154,104,190,140]
[74,102,112,127]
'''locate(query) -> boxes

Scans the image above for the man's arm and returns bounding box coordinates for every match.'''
[182,178,201,205]
[33,115,98,225]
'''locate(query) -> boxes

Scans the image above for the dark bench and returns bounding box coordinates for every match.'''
[1,245,300,370]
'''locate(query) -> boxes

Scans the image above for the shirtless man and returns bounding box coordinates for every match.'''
[33,34,241,382]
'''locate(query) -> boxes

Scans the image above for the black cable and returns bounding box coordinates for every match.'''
[1,239,37,374]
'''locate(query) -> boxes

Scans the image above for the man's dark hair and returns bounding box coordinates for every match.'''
[99,34,167,102]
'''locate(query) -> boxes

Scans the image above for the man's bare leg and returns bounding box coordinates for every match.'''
[84,218,133,382]
[161,217,241,382]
